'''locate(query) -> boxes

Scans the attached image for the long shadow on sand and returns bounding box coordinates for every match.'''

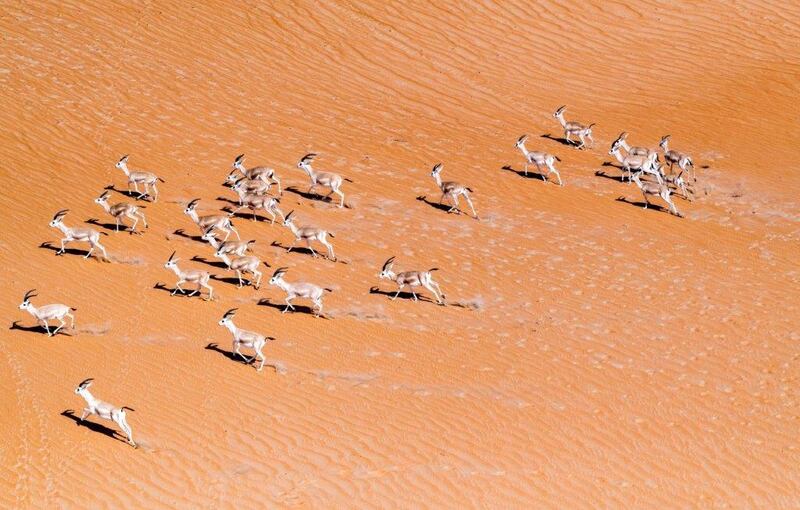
[540,133,576,147]
[9,320,73,336]
[215,196,240,206]
[61,410,129,445]
[285,186,352,209]
[615,196,681,217]
[104,184,154,202]
[501,165,548,182]
[257,298,328,319]
[416,195,459,215]
[85,218,142,235]
[171,228,205,243]
[191,255,228,269]
[39,241,92,258]
[595,170,627,183]
[369,286,437,304]
[222,209,272,223]
[153,282,213,298]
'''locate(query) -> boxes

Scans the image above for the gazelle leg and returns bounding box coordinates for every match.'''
[115,217,121,231]
[410,287,418,301]
[538,163,547,182]
[577,133,586,149]
[273,176,282,195]
[313,298,323,316]
[230,225,240,240]
[84,245,95,259]
[523,162,528,176]
[306,240,318,258]
[253,269,262,289]
[172,280,187,295]
[202,281,214,300]
[449,194,461,214]
[267,209,275,224]
[255,346,265,371]
[463,193,477,218]
[53,317,66,335]
[334,189,345,208]
[41,319,52,336]
[323,241,335,261]
[80,408,90,421]
[283,296,295,312]
[58,238,68,255]
[565,132,572,144]
[391,285,405,300]
[642,192,651,209]
[236,270,244,287]
[151,182,158,202]
[587,132,595,148]
[287,239,297,253]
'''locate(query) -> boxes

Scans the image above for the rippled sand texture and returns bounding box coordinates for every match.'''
[1,1,799,508]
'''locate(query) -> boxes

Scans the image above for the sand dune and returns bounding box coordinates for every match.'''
[1,1,798,508]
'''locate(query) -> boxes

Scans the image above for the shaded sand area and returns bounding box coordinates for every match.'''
[1,1,798,507]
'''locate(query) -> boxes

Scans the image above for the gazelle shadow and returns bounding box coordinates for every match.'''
[191,255,228,269]
[595,170,627,183]
[206,343,284,373]
[209,274,257,288]
[171,228,204,243]
[257,298,328,318]
[270,240,318,257]
[615,196,679,216]
[104,184,152,202]
[369,286,435,303]
[10,320,72,336]
[540,133,574,147]
[205,342,246,363]
[61,409,128,444]
[222,209,272,223]
[215,196,240,206]
[416,195,453,214]
[85,218,121,232]
[285,186,352,209]
[39,242,90,258]
[153,282,207,297]
[501,165,547,181]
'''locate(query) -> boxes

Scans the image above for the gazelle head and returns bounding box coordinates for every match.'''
[164,251,180,269]
[212,248,228,260]
[226,170,241,183]
[75,378,94,395]
[514,135,528,150]
[115,155,129,169]
[232,153,245,170]
[19,289,37,310]
[608,140,621,155]
[659,135,671,149]
[553,105,566,118]
[297,153,317,171]
[430,163,443,177]
[614,131,629,146]
[94,191,111,205]
[378,256,396,280]
[49,209,68,227]
[201,229,218,244]
[269,267,288,286]
[218,308,237,327]
[282,210,296,227]
[183,198,200,215]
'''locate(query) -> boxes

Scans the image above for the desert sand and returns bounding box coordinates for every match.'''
[1,1,799,508]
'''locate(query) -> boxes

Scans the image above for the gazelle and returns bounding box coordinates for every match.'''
[184,198,239,241]
[202,230,255,257]
[659,135,695,180]
[49,209,108,260]
[631,172,681,216]
[609,141,663,184]
[231,178,271,204]
[296,153,346,208]
[378,256,445,305]
[164,251,214,299]
[662,169,693,201]
[268,267,332,316]
[230,154,282,195]
[553,105,595,149]
[614,132,656,158]
[282,210,336,261]
[74,378,136,447]
[115,155,164,202]
[18,289,76,336]
[94,190,148,233]
[218,308,271,371]
[229,194,285,224]
[214,250,264,289]
[514,135,563,185]
[430,163,478,218]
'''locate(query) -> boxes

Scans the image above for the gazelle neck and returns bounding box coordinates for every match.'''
[301,163,316,180]
[610,148,625,164]
[660,140,670,153]
[224,321,238,335]
[234,163,247,176]
[24,304,40,319]
[217,253,232,266]
[187,209,199,222]
[80,390,97,404]
[274,277,291,292]
[118,162,131,176]
[432,173,442,188]
[55,222,71,235]
[555,113,567,128]
[619,139,632,152]
[285,220,300,236]
[168,264,182,277]
[98,201,112,213]
[517,143,530,157]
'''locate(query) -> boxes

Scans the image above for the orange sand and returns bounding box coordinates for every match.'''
[1,1,799,508]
